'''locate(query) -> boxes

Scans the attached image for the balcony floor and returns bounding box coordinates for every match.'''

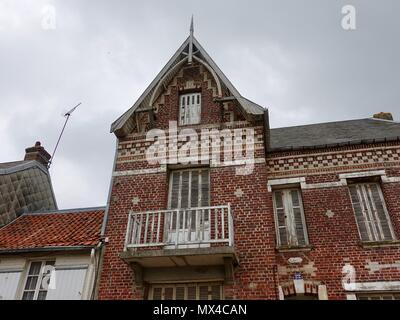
[120,246,238,268]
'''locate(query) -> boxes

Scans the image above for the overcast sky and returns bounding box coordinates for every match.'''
[0,0,399,209]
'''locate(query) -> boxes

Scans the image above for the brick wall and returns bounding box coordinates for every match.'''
[269,143,400,299]
[98,60,400,300]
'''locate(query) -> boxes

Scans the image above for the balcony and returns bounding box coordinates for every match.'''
[120,205,237,285]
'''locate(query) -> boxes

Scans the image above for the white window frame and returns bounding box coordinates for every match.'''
[348,182,395,242]
[167,168,210,210]
[357,292,400,300]
[179,93,201,125]
[148,282,224,300]
[20,260,55,300]
[272,188,309,247]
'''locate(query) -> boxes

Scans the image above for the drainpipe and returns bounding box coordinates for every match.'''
[92,137,119,299]
[263,108,271,155]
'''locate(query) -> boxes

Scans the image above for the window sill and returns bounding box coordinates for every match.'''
[276,245,313,253]
[178,122,201,128]
[359,240,400,249]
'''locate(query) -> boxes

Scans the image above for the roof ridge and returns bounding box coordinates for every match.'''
[270,118,376,130]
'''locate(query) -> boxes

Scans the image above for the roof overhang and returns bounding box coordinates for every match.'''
[110,35,265,137]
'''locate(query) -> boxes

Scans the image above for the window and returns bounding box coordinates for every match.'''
[149,283,223,300]
[22,261,55,300]
[169,168,210,210]
[357,293,400,300]
[349,183,395,242]
[273,189,308,247]
[167,169,210,244]
[179,93,201,125]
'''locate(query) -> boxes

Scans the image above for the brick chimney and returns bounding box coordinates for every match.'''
[24,141,51,168]
[373,112,393,121]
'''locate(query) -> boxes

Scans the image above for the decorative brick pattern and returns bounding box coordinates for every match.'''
[98,50,400,300]
[267,145,400,178]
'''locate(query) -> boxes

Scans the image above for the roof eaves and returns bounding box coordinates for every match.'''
[0,245,96,255]
[268,135,400,153]
[110,36,190,133]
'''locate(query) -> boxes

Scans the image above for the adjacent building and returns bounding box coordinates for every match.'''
[96,27,400,300]
[0,207,105,300]
[0,142,57,226]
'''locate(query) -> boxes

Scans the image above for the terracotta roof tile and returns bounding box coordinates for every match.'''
[0,208,105,251]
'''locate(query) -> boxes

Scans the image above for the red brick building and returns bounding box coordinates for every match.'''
[96,27,400,300]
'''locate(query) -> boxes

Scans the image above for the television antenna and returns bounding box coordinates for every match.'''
[48,102,82,169]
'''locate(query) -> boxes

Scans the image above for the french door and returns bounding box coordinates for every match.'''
[167,169,210,246]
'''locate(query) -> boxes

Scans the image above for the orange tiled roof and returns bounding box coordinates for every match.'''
[0,207,105,251]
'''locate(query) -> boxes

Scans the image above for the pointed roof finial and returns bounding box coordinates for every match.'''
[190,15,194,36]
[188,15,194,64]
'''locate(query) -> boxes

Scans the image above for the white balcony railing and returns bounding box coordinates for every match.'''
[124,204,233,250]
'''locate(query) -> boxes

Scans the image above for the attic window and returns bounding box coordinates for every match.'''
[179,93,201,125]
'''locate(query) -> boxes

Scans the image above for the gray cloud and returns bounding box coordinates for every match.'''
[0,0,399,208]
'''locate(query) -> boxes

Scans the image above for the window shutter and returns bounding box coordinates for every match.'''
[369,184,393,240]
[187,286,197,300]
[190,171,199,207]
[290,190,307,245]
[169,169,209,209]
[349,183,394,242]
[199,285,209,300]
[211,285,221,300]
[349,185,370,241]
[0,271,21,300]
[46,267,87,300]
[164,287,174,300]
[175,286,185,300]
[273,191,288,246]
[169,172,180,209]
[180,171,190,214]
[149,283,222,300]
[152,287,162,300]
[179,93,201,125]
[200,170,210,207]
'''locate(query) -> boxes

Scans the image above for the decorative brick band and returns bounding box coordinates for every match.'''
[113,165,167,177]
[267,169,400,191]
[267,145,400,178]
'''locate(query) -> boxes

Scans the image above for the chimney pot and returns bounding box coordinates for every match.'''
[24,141,51,168]
[373,112,393,121]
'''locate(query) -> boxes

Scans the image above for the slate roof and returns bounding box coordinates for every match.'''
[0,160,57,226]
[270,118,400,151]
[0,161,26,170]
[0,207,105,252]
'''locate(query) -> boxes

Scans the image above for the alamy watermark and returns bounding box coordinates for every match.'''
[41,4,56,30]
[341,5,356,30]
[145,121,255,175]
[342,263,356,291]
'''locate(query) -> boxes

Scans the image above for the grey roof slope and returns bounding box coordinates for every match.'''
[270,118,400,151]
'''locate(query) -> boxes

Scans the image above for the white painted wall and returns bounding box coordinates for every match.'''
[0,252,97,300]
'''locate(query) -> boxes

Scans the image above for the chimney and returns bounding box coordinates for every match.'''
[373,112,393,121]
[24,141,51,168]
